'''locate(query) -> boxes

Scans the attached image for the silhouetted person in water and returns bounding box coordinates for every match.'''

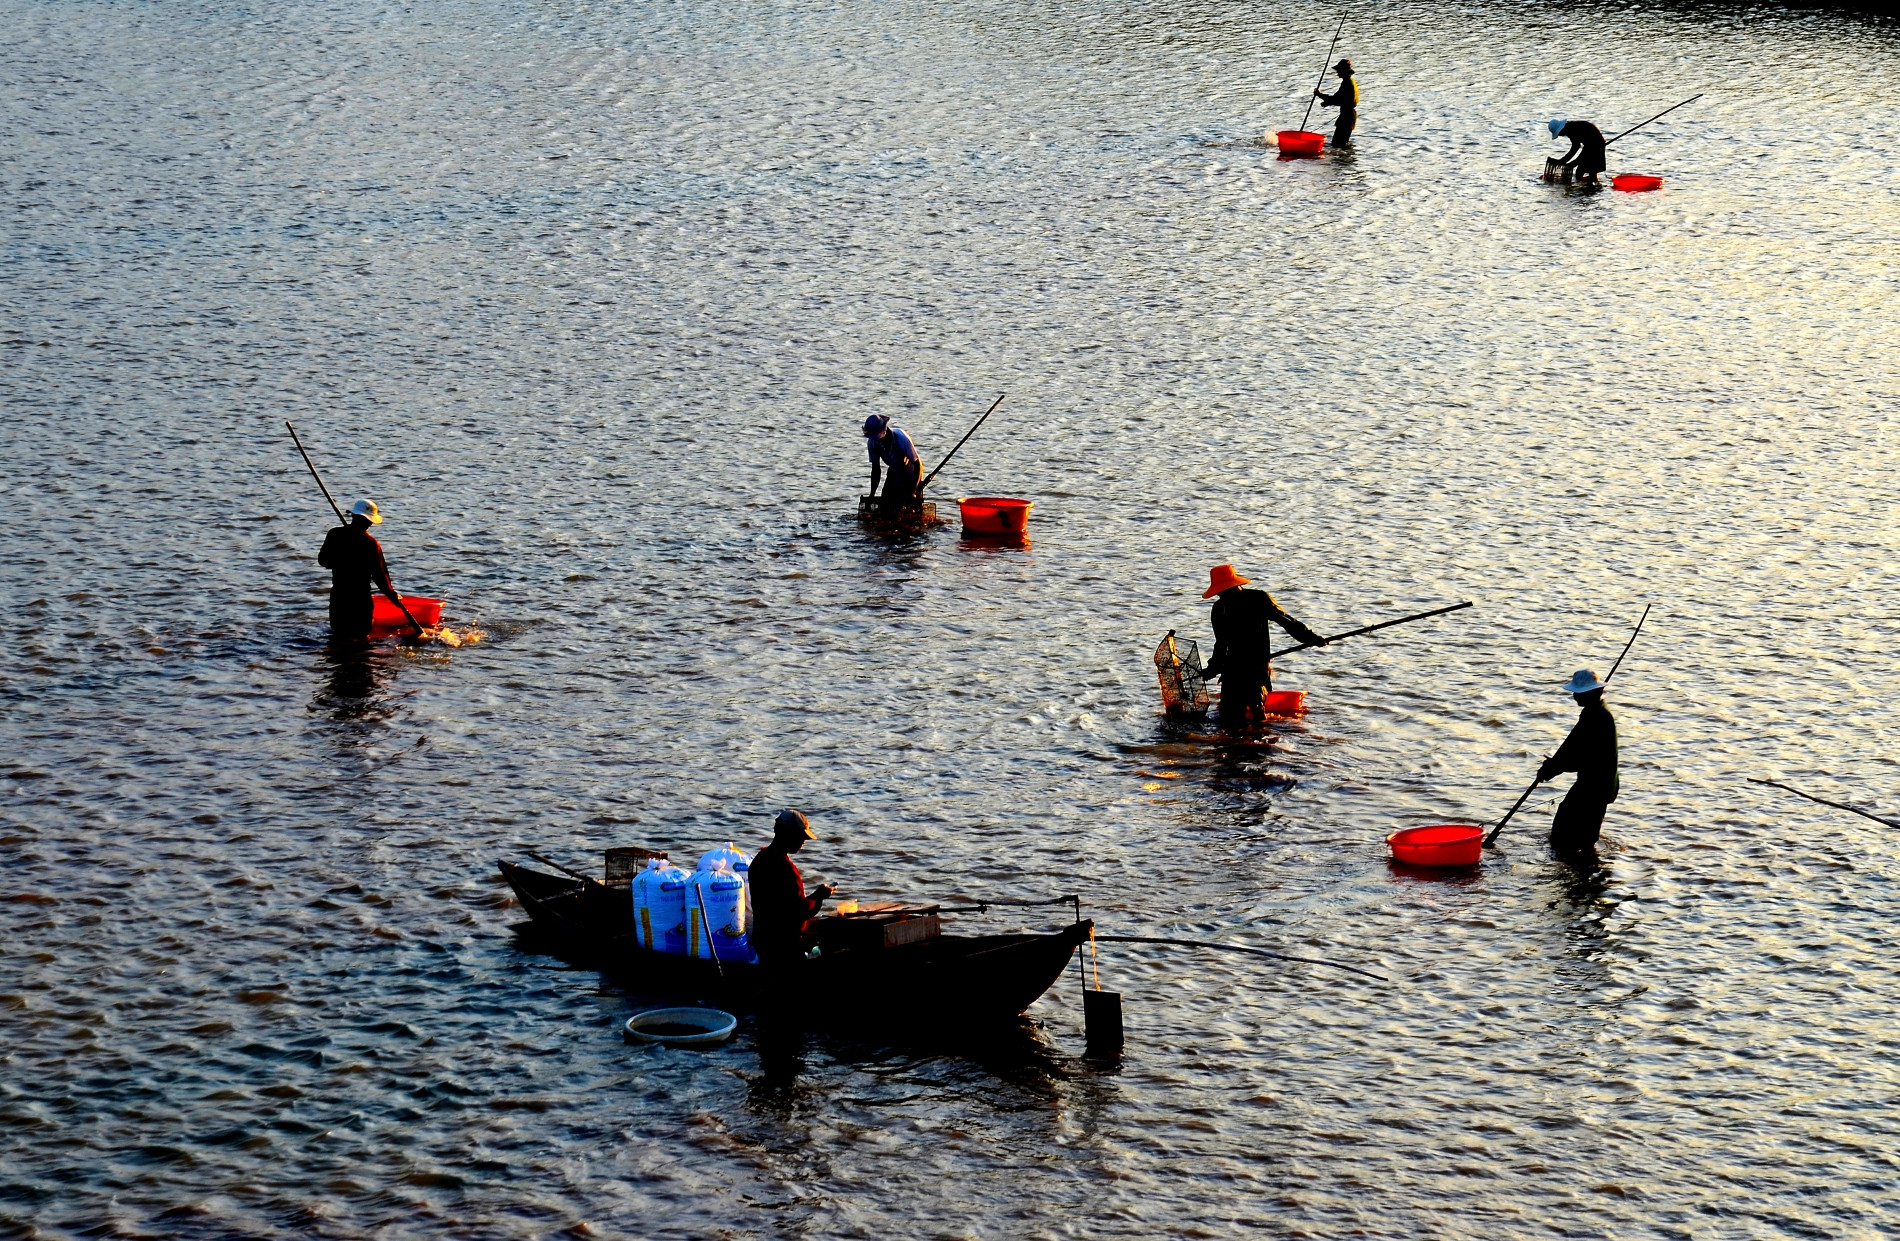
[749,809,834,970]
[1549,119,1607,187]
[318,499,402,641]
[1315,59,1358,148]
[1536,668,1620,855]
[1199,563,1327,726]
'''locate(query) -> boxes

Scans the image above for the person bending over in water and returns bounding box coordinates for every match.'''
[863,414,926,516]
[1549,118,1607,187]
[1536,668,1620,856]
[1315,59,1358,149]
[318,499,404,641]
[1199,563,1327,726]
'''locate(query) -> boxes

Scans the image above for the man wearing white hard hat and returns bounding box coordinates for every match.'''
[317,498,403,641]
[1535,668,1620,853]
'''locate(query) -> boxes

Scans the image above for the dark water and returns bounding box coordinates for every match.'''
[6,0,1900,1236]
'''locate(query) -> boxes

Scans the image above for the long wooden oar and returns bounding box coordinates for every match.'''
[1606,94,1703,146]
[286,420,425,639]
[1297,13,1347,134]
[1748,777,1900,830]
[1486,605,1650,847]
[1265,600,1473,662]
[1094,934,1391,984]
[919,392,1005,493]
[287,420,348,526]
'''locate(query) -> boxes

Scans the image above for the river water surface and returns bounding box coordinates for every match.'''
[5,1,1900,1237]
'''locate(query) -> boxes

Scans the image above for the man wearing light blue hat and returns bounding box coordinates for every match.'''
[1535,668,1620,853]
[1548,118,1607,187]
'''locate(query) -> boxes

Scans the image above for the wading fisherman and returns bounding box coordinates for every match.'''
[1535,669,1620,854]
[749,809,834,968]
[1200,564,1327,723]
[317,499,403,641]
[1549,118,1607,187]
[863,415,926,515]
[1314,59,1358,149]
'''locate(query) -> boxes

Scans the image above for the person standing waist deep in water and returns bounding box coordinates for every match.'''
[1199,563,1327,724]
[1549,118,1607,187]
[1535,668,1620,855]
[318,499,403,641]
[1314,59,1358,148]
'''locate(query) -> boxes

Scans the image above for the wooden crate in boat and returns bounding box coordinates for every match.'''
[814,903,942,953]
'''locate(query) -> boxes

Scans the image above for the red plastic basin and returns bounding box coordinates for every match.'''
[1612,174,1663,192]
[370,595,444,631]
[1388,823,1483,868]
[1261,690,1307,717]
[958,496,1032,536]
[1276,130,1325,157]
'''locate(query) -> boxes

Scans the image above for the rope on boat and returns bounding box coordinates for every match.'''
[1093,935,1393,983]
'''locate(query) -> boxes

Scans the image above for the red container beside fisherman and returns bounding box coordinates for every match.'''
[370,595,444,632]
[1387,824,1483,868]
[1276,130,1325,157]
[958,497,1032,536]
[1260,690,1307,717]
[1611,174,1663,192]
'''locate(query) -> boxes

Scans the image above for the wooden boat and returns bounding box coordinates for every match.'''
[498,859,1090,1028]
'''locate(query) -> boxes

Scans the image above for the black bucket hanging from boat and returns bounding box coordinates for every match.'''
[1084,989,1124,1056]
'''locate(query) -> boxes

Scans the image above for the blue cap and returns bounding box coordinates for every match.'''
[1548,119,1566,138]
[862,415,890,438]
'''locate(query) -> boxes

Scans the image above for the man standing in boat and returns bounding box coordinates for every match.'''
[1199,564,1327,725]
[318,499,404,641]
[1549,118,1607,187]
[749,809,834,968]
[1314,58,1358,149]
[863,415,926,517]
[1535,669,1620,855]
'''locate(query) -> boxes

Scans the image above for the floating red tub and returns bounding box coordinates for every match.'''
[958,496,1032,536]
[1388,823,1483,868]
[370,595,444,632]
[1261,690,1307,717]
[1276,130,1325,158]
[1612,174,1663,192]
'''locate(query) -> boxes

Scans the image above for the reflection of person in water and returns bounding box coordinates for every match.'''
[314,642,393,723]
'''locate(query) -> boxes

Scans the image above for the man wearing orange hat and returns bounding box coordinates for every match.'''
[1200,564,1326,724]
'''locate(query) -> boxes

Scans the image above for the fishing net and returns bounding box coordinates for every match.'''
[1154,631,1210,715]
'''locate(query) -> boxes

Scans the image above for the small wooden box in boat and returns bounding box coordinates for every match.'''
[815,903,942,953]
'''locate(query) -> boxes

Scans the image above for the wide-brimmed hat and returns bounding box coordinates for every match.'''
[1548,118,1567,138]
[1203,564,1251,598]
[350,498,383,525]
[1562,668,1606,695]
[774,808,815,839]
[1334,58,1353,73]
[862,415,890,438]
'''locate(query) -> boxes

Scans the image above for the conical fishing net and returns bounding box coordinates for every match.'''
[1154,631,1209,715]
